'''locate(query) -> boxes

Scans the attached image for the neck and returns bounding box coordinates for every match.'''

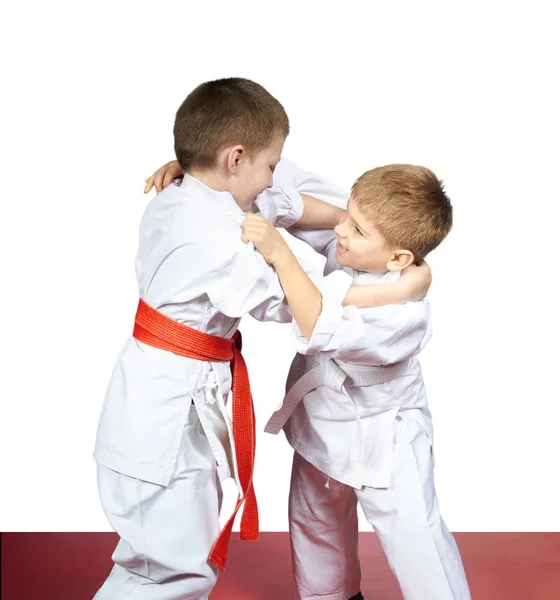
[187,167,229,193]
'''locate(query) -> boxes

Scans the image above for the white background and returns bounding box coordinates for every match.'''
[1,1,559,532]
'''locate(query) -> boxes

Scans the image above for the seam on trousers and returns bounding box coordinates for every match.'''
[407,419,456,598]
[136,477,150,579]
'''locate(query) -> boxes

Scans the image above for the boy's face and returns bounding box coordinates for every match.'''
[229,135,285,210]
[334,198,396,273]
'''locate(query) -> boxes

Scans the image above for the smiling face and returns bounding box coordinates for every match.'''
[334,198,414,273]
[228,135,285,210]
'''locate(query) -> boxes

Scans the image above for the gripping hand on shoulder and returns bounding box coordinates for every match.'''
[144,160,183,194]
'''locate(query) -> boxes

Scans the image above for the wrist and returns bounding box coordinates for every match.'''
[332,207,346,227]
[272,247,297,270]
[395,277,412,304]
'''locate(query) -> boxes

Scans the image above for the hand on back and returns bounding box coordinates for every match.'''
[144,160,183,193]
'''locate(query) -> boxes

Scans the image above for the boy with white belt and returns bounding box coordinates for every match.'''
[243,162,471,600]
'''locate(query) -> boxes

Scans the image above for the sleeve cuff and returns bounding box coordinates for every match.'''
[256,186,303,228]
[291,270,353,354]
[274,186,304,228]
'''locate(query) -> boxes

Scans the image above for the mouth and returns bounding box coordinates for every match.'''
[336,241,348,252]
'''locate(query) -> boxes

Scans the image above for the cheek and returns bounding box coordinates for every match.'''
[245,172,262,196]
[353,239,373,260]
[252,169,267,191]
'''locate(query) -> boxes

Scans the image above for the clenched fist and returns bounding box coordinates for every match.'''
[242,214,290,266]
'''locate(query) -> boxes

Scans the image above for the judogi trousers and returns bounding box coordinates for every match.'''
[94,404,222,600]
[289,416,471,600]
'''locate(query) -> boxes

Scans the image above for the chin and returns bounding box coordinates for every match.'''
[335,251,347,266]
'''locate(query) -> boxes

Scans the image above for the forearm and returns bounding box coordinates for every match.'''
[343,282,409,308]
[274,252,323,339]
[297,193,346,229]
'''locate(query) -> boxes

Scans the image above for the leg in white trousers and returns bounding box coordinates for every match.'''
[94,405,223,600]
[289,416,471,600]
[289,452,362,600]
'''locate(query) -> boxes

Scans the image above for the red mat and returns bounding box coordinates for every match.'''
[2,532,560,599]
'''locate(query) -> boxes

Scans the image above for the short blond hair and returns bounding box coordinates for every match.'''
[352,164,453,260]
[174,78,290,171]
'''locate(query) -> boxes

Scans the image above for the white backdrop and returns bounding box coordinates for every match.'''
[1,0,559,533]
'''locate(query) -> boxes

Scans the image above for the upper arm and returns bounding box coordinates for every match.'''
[204,226,291,322]
[292,273,431,364]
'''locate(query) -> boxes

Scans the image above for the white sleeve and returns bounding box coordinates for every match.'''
[253,185,304,228]
[205,236,292,323]
[273,158,349,208]
[275,157,349,258]
[292,271,432,365]
[289,225,338,261]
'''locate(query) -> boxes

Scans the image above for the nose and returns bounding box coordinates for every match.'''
[334,216,348,238]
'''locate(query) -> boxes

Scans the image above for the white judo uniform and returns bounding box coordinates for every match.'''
[93,167,304,600]
[264,166,471,600]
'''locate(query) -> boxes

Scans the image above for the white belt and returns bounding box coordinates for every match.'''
[264,354,409,435]
[191,366,243,495]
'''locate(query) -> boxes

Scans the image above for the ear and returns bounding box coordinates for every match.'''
[225,145,246,174]
[386,249,415,271]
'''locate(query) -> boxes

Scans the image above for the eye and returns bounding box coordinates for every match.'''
[353,225,363,236]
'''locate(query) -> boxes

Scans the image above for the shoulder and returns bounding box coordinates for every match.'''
[140,185,255,266]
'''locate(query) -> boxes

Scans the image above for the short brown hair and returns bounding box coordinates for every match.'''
[352,165,453,260]
[173,78,290,171]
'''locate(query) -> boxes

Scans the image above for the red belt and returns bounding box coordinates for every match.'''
[133,298,258,570]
